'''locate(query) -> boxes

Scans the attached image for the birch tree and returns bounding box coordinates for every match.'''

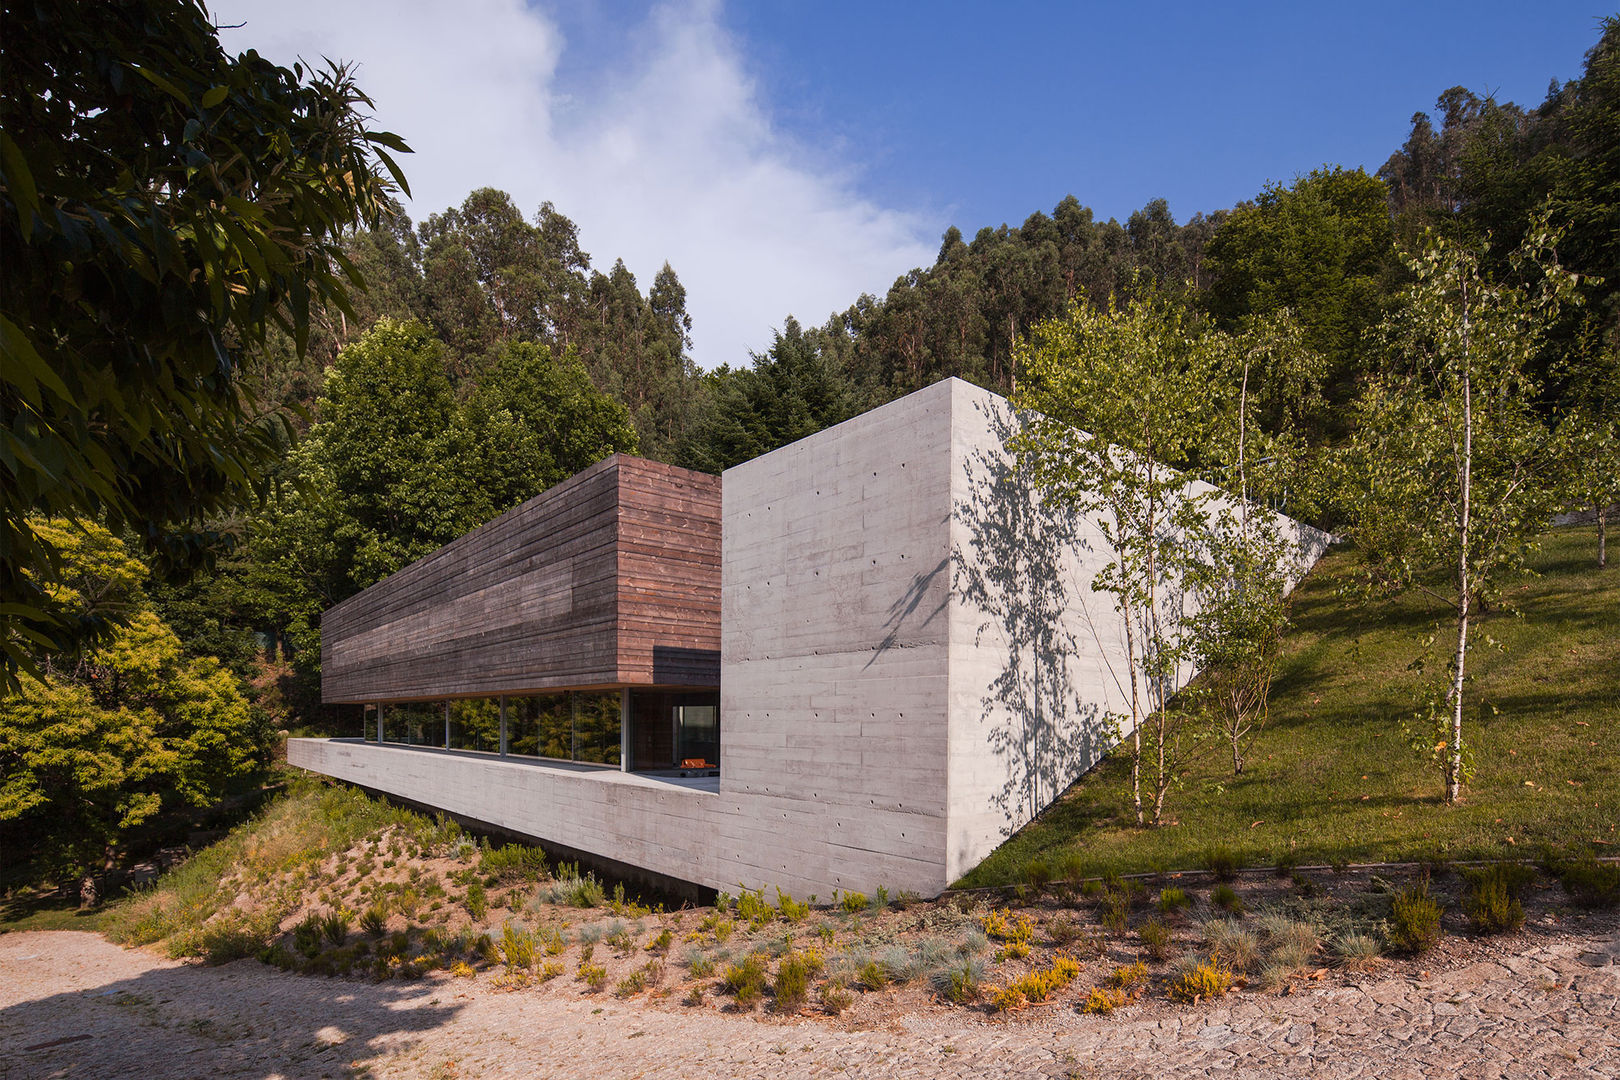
[1340,223,1576,804]
[1013,292,1220,825]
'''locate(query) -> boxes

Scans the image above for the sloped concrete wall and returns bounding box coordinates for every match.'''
[942,379,1333,878]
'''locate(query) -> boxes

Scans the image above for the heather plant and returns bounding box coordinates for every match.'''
[1167,955,1235,1003]
[1462,864,1533,933]
[1139,917,1172,961]
[1388,882,1444,955]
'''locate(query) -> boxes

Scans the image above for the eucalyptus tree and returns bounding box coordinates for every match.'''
[1339,223,1577,803]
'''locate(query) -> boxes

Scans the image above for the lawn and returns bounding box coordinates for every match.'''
[957,524,1618,886]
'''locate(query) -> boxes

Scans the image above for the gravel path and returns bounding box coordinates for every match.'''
[2,929,1617,1079]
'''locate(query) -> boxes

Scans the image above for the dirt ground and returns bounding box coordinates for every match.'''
[2,922,1616,1080]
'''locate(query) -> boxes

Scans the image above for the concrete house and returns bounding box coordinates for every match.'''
[289,378,1329,898]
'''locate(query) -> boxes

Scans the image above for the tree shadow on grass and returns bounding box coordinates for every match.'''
[1,940,466,1080]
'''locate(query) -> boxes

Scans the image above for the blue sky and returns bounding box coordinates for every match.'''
[219,1,1607,366]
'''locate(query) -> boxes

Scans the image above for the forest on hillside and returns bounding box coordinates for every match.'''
[2,4,1615,888]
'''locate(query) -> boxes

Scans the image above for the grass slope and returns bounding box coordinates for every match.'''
[959,525,1618,886]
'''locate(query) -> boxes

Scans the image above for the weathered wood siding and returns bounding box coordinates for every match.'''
[321,455,720,703]
[617,458,722,686]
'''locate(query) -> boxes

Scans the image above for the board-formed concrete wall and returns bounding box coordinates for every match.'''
[293,377,1331,898]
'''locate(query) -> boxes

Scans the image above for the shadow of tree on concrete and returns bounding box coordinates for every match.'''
[951,396,1112,836]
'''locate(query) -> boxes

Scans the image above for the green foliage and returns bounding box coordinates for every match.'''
[480,842,548,884]
[1139,917,1172,961]
[0,522,268,883]
[721,952,768,1008]
[1340,223,1577,802]
[1211,884,1244,915]
[1205,167,1398,431]
[677,318,858,474]
[0,0,407,684]
[771,949,821,1013]
[1554,858,1620,909]
[1158,887,1191,914]
[464,881,488,921]
[1205,847,1239,881]
[956,527,1617,888]
[1462,864,1532,933]
[1388,881,1445,955]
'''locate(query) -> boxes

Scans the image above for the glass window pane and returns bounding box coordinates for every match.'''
[364,705,377,742]
[676,702,719,768]
[574,691,621,765]
[448,698,500,753]
[508,693,572,759]
[382,702,439,746]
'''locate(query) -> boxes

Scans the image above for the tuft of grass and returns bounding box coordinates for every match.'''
[933,956,985,1004]
[1200,918,1260,973]
[954,529,1620,887]
[1334,931,1383,971]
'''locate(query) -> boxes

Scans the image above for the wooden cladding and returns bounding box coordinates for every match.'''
[321,455,720,703]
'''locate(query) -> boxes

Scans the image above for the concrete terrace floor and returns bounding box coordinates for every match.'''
[2,929,1617,1079]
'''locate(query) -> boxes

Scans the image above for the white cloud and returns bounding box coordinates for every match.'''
[211,0,934,367]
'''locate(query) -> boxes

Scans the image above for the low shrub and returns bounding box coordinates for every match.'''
[1167,957,1234,1003]
[501,923,536,971]
[819,979,855,1015]
[1024,858,1054,889]
[320,911,350,946]
[774,888,810,923]
[1463,864,1533,934]
[465,881,488,921]
[934,957,985,1004]
[293,914,324,959]
[647,927,673,954]
[981,907,1035,945]
[576,962,607,991]
[722,952,769,1008]
[1047,916,1081,947]
[1080,986,1128,1014]
[857,959,889,990]
[1157,887,1191,915]
[990,956,1081,1011]
[1139,917,1172,961]
[1205,846,1239,882]
[1388,882,1444,955]
[1556,859,1620,908]
[838,891,869,915]
[360,904,388,938]
[773,950,819,1012]
[1210,884,1244,915]
[481,842,548,884]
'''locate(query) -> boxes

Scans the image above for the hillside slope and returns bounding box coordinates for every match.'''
[959,525,1618,886]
